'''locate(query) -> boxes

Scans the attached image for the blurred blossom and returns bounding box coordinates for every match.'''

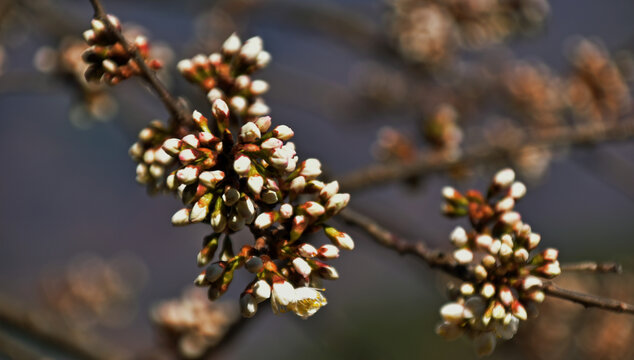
[567,39,631,123]
[151,288,240,359]
[502,61,565,128]
[388,0,550,66]
[372,126,417,163]
[515,270,634,360]
[40,253,148,329]
[423,103,463,153]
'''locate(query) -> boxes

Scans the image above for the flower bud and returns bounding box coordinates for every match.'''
[522,275,543,291]
[453,248,473,264]
[162,138,182,156]
[318,244,340,259]
[240,122,261,143]
[292,257,312,277]
[509,181,527,199]
[222,33,242,55]
[212,99,230,123]
[499,286,514,306]
[475,234,493,249]
[207,88,224,103]
[176,166,199,184]
[252,280,271,302]
[474,265,488,281]
[511,300,527,320]
[247,174,264,195]
[211,211,226,233]
[473,332,496,357]
[240,36,263,62]
[528,232,541,250]
[255,116,271,132]
[198,170,224,188]
[298,243,318,258]
[320,181,340,200]
[318,264,339,280]
[440,303,466,324]
[233,155,251,177]
[279,203,294,219]
[514,248,529,263]
[324,226,354,250]
[436,322,463,340]
[449,226,468,247]
[240,293,258,318]
[290,176,306,193]
[171,208,191,226]
[493,168,515,188]
[303,201,325,218]
[236,196,256,223]
[325,193,350,215]
[190,194,212,223]
[261,190,279,204]
[205,262,226,283]
[255,212,275,229]
[495,197,515,212]
[299,158,321,178]
[248,101,269,117]
[245,256,264,273]
[250,79,269,95]
[255,51,271,68]
[481,283,496,298]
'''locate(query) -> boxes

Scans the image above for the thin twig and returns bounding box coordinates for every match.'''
[338,207,634,316]
[339,120,634,191]
[542,282,634,314]
[0,294,130,360]
[88,0,191,128]
[561,261,623,273]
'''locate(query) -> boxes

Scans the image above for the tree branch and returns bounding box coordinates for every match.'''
[339,120,634,191]
[338,207,634,316]
[560,261,623,273]
[0,294,130,360]
[87,0,191,128]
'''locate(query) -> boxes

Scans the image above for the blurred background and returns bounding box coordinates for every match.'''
[0,0,633,359]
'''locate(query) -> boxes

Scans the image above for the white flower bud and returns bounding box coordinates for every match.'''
[481,283,496,298]
[449,226,468,247]
[129,142,143,159]
[252,280,271,302]
[240,122,261,143]
[190,201,210,223]
[247,101,270,117]
[162,138,182,156]
[528,232,541,249]
[304,201,325,217]
[495,196,515,212]
[166,173,176,190]
[177,59,193,74]
[222,33,242,55]
[198,170,225,188]
[142,149,155,164]
[182,134,200,148]
[318,244,340,259]
[319,265,339,280]
[514,248,529,263]
[440,303,466,324]
[511,300,527,321]
[499,286,514,306]
[154,148,173,165]
[475,234,493,249]
[279,203,294,219]
[212,99,230,120]
[149,164,164,179]
[240,36,263,62]
[233,155,252,177]
[509,181,527,199]
[247,174,264,195]
[290,176,306,193]
[254,212,274,229]
[250,80,269,95]
[207,88,224,103]
[292,257,312,277]
[178,148,197,164]
[102,59,117,73]
[320,181,339,200]
[453,248,473,264]
[300,158,321,178]
[493,168,515,188]
[500,211,521,225]
[230,96,247,114]
[171,208,191,226]
[255,50,271,68]
[176,166,199,184]
[298,243,318,258]
[325,193,350,214]
[255,116,271,132]
[272,125,294,141]
[271,280,295,307]
[240,293,258,318]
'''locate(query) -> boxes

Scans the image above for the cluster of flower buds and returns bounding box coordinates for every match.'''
[82,15,162,85]
[436,168,560,356]
[423,103,463,153]
[177,33,271,123]
[129,120,174,193]
[151,288,239,359]
[157,99,352,319]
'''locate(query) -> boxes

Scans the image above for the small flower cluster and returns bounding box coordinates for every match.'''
[177,33,271,124]
[423,103,463,154]
[389,0,550,65]
[436,168,560,356]
[82,15,162,85]
[567,39,630,123]
[129,120,175,193]
[157,99,351,319]
[371,126,417,164]
[151,288,239,359]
